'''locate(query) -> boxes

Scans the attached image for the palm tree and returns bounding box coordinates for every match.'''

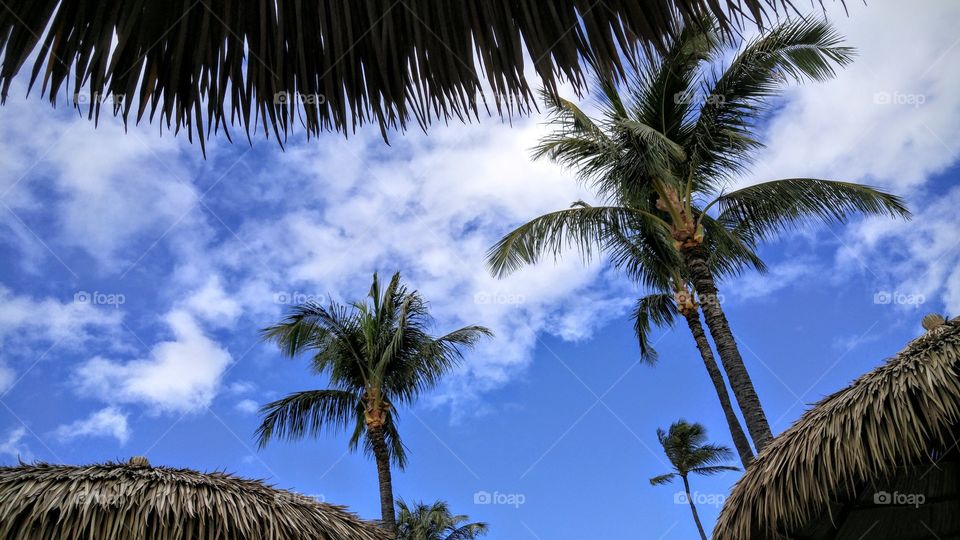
[255,272,492,533]
[487,18,910,452]
[396,500,489,540]
[650,420,739,540]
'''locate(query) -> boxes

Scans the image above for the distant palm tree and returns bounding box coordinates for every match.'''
[487,17,910,452]
[255,272,492,533]
[396,500,489,540]
[650,420,739,540]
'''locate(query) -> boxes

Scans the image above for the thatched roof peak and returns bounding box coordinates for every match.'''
[0,461,390,540]
[714,317,960,539]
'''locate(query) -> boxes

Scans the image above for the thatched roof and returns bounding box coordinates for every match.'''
[714,316,960,539]
[0,458,391,540]
[0,1,821,151]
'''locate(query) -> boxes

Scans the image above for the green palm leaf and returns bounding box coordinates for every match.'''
[713,178,910,241]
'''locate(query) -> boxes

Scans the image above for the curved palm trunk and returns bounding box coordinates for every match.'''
[681,309,754,467]
[681,243,773,451]
[682,475,708,540]
[367,425,397,534]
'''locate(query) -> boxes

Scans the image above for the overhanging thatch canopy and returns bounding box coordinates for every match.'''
[714,316,960,540]
[0,1,819,151]
[0,459,391,540]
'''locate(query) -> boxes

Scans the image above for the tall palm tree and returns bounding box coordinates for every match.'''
[255,272,492,533]
[487,18,910,452]
[396,500,489,540]
[650,420,739,540]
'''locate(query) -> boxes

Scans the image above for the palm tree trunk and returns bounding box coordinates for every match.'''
[367,424,397,534]
[682,475,708,540]
[681,243,774,451]
[681,309,754,467]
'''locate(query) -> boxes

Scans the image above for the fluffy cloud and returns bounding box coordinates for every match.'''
[837,184,960,315]
[75,310,232,414]
[214,120,634,403]
[743,1,960,193]
[53,407,130,445]
[0,88,199,269]
[0,285,122,346]
[235,399,259,414]
[181,275,243,328]
[0,427,31,462]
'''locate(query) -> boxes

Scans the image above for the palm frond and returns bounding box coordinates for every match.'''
[256,390,359,448]
[649,473,677,486]
[714,178,911,241]
[632,293,679,364]
[486,205,658,277]
[690,18,855,182]
[689,464,740,476]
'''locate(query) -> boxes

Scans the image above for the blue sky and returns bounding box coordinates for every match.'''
[1,1,959,538]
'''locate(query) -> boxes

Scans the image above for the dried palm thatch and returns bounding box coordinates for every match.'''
[714,316,960,540]
[0,0,826,152]
[0,458,391,540]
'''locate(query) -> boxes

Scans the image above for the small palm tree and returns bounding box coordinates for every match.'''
[487,17,910,452]
[650,420,739,540]
[255,272,492,533]
[396,500,489,540]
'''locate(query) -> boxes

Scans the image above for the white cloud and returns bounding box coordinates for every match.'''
[215,120,634,405]
[227,380,256,395]
[0,90,200,268]
[0,362,14,394]
[0,427,31,462]
[743,0,960,194]
[54,407,130,445]
[182,275,243,328]
[836,184,960,315]
[235,399,259,414]
[0,285,123,346]
[75,309,232,414]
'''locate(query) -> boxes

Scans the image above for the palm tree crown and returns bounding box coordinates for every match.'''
[650,420,739,484]
[396,500,489,540]
[487,16,909,453]
[255,272,492,532]
[651,420,739,540]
